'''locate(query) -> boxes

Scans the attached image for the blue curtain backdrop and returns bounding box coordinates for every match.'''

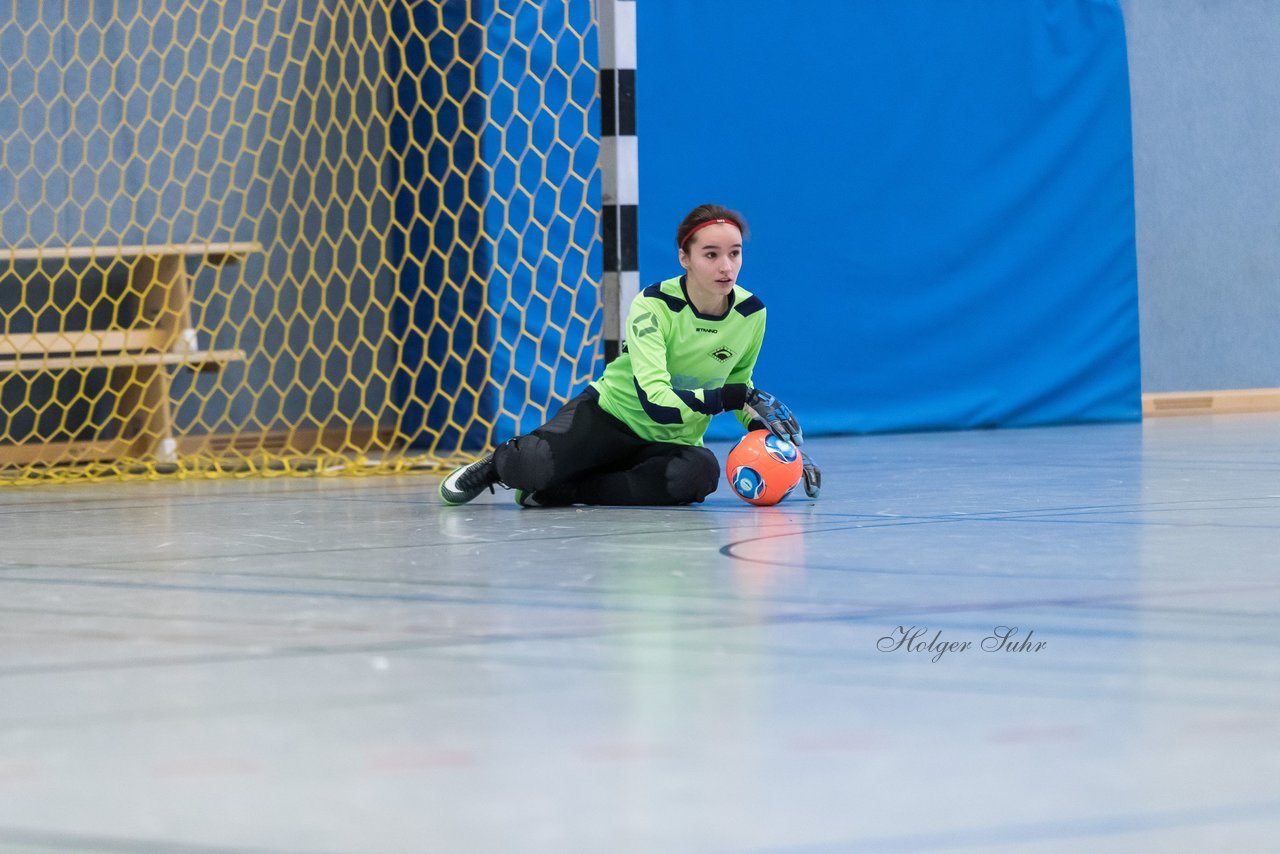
[637,0,1141,438]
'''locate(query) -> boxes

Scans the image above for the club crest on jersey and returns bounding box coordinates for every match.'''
[710,346,734,362]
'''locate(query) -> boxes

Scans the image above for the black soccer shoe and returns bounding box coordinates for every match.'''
[439,453,499,505]
[513,486,577,507]
[513,488,539,507]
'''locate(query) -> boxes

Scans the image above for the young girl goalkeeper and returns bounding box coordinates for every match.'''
[439,203,820,507]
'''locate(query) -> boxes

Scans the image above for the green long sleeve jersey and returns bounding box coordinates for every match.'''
[591,275,766,445]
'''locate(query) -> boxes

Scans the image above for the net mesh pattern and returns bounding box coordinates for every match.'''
[0,0,602,484]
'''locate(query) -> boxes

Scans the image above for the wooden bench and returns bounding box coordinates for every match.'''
[0,242,260,467]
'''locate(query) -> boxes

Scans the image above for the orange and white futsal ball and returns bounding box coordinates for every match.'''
[725,430,803,506]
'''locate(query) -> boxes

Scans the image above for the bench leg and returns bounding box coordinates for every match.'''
[127,254,187,462]
[112,365,177,463]
[134,254,198,353]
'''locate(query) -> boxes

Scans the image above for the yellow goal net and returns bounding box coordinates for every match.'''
[0,0,603,485]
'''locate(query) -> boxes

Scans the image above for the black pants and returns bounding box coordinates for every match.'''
[492,387,720,506]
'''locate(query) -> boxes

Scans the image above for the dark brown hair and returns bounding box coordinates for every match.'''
[675,204,749,251]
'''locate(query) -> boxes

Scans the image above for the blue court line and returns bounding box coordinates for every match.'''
[0,566,1138,621]
[979,515,1280,531]
[10,568,1279,657]
[13,519,761,570]
[1089,601,1280,620]
[0,563,838,608]
[681,494,1280,521]
[799,582,1280,626]
[0,616,760,679]
[740,800,1280,853]
[717,512,1280,575]
[7,498,1276,578]
[4,565,1279,632]
[2,579,1277,687]
[0,573,735,618]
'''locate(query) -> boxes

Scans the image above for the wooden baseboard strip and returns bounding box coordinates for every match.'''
[1143,388,1280,417]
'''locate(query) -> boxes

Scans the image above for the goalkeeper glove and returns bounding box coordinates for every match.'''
[801,452,821,499]
[744,387,803,446]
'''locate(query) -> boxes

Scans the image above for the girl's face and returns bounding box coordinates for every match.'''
[679,222,743,313]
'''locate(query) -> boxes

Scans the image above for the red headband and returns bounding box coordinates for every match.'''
[679,218,741,250]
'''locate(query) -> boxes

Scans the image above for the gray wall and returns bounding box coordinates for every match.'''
[1123,0,1280,392]
[0,2,259,246]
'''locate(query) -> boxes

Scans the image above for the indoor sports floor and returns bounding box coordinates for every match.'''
[2,413,1279,853]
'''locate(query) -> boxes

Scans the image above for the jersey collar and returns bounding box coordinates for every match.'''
[679,275,736,321]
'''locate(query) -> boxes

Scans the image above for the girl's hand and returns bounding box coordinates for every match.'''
[801,453,821,499]
[745,387,803,446]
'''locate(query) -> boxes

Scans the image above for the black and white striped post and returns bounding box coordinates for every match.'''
[598,0,638,362]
